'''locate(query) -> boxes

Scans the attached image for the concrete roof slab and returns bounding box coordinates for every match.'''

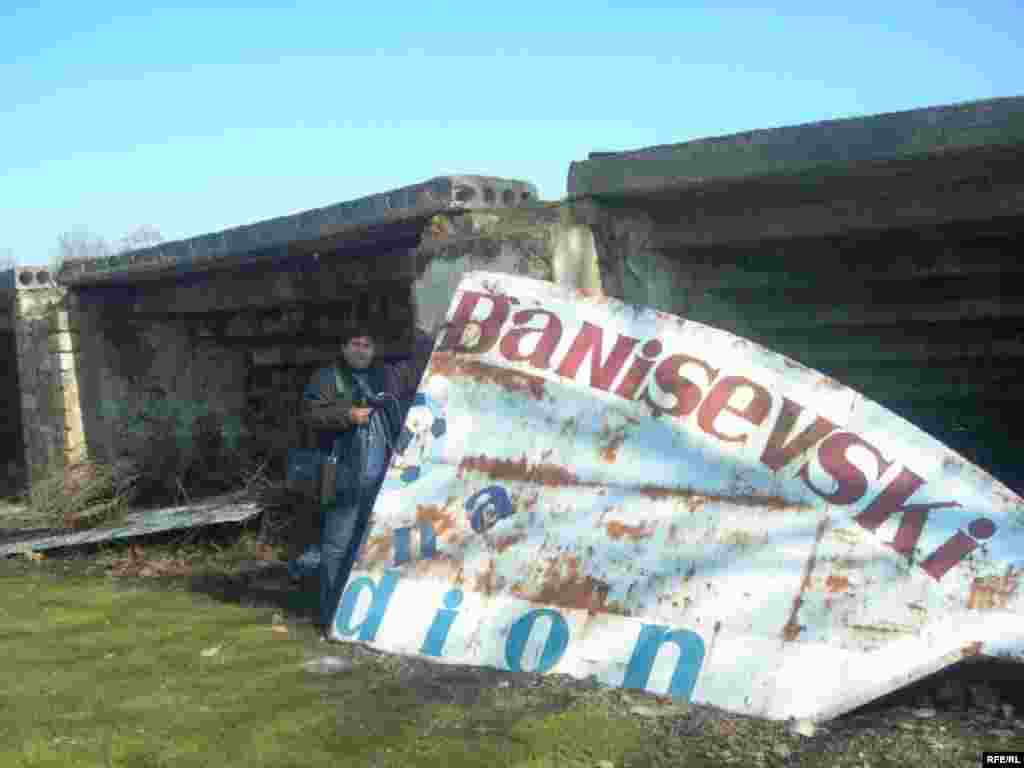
[57,175,539,287]
[568,96,1024,201]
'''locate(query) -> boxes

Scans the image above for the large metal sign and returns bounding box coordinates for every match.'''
[330,271,1024,721]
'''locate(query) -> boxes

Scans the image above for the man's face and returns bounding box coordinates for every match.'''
[342,336,375,370]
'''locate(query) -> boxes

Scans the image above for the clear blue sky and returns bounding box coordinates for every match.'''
[2,1,1020,266]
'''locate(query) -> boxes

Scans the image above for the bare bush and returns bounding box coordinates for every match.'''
[23,458,138,530]
[116,225,163,253]
[54,226,163,271]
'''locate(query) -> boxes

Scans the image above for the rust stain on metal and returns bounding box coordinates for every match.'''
[455,458,807,511]
[599,426,627,463]
[416,503,457,538]
[961,641,984,657]
[967,568,1019,611]
[405,553,461,582]
[512,555,624,615]
[781,620,803,643]
[847,623,914,636]
[606,520,654,541]
[825,574,851,593]
[429,351,547,401]
[637,484,805,510]
[474,558,499,594]
[361,533,393,567]
[817,374,845,391]
[494,533,526,552]
[781,516,829,642]
[458,455,586,487]
[637,485,689,501]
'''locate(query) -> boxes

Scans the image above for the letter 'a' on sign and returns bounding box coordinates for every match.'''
[331,271,1024,725]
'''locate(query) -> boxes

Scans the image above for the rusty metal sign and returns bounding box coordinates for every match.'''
[329,271,1024,722]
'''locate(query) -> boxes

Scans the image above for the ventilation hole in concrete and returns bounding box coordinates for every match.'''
[35,270,50,284]
[454,185,477,203]
[502,189,515,206]
[17,271,32,286]
[521,191,531,201]
[483,187,496,204]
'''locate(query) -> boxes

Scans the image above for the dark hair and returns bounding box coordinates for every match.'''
[340,328,376,346]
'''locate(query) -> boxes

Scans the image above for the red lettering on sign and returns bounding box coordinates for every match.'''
[447,288,991,581]
[641,354,719,419]
[760,397,836,473]
[800,432,892,506]
[555,322,638,392]
[696,376,773,444]
[920,532,979,581]
[855,467,962,561]
[499,309,563,370]
[438,290,511,355]
[615,339,663,400]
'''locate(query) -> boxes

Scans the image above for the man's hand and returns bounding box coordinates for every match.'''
[348,406,373,426]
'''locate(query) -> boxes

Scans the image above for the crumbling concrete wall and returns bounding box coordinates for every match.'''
[566,201,753,337]
[69,292,250,476]
[0,327,23,493]
[2,267,84,487]
[567,105,1024,495]
[0,275,26,494]
[62,207,602,483]
[413,205,604,336]
[571,200,1024,494]
[64,262,421,490]
[2,188,601,493]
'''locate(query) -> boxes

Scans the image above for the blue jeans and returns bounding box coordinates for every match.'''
[319,476,383,630]
[312,411,392,631]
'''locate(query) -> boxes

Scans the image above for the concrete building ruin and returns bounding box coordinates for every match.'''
[1,175,602,498]
[568,94,1024,496]
[2,94,1022,500]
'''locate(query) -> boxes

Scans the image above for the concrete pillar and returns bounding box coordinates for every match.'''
[551,206,604,297]
[11,266,84,485]
[410,206,607,337]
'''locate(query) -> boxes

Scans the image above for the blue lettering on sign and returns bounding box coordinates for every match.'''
[393,521,438,566]
[466,485,515,534]
[505,608,570,674]
[622,624,705,701]
[420,588,464,657]
[330,572,707,703]
[334,570,401,642]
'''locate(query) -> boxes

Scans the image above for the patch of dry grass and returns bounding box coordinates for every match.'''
[20,458,136,530]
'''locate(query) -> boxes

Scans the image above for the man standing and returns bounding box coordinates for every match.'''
[303,328,428,640]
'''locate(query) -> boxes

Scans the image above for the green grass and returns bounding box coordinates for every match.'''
[2,530,1020,767]
[0,551,656,768]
